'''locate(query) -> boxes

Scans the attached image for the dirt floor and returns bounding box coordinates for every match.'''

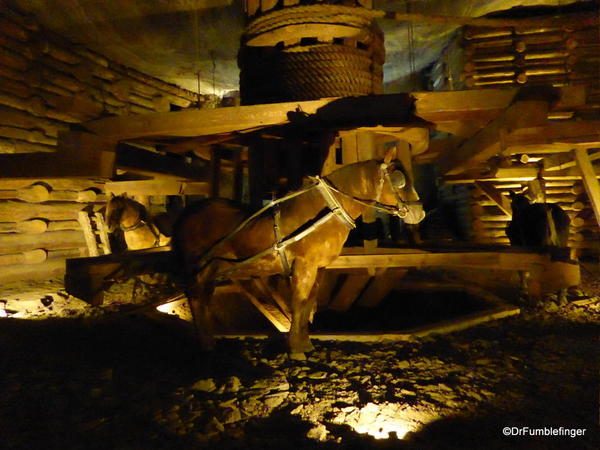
[1,268,599,449]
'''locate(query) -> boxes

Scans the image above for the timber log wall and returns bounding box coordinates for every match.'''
[0,3,201,283]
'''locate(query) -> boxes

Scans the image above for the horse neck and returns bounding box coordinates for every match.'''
[325,161,377,219]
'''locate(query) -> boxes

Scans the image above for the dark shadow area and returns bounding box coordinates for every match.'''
[314,289,487,332]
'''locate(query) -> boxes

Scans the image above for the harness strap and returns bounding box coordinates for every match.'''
[313,176,356,229]
[121,218,160,247]
[272,204,291,276]
[215,209,340,281]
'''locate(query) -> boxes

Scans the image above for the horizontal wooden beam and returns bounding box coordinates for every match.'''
[79,98,330,140]
[328,249,547,271]
[105,179,209,196]
[115,144,208,180]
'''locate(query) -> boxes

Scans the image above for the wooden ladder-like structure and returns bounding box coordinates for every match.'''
[78,210,111,257]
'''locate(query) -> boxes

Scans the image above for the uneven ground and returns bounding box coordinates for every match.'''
[1,269,599,450]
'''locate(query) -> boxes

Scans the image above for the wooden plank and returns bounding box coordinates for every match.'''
[0,201,100,222]
[0,152,113,178]
[81,97,335,141]
[105,179,209,196]
[440,88,554,175]
[573,148,600,228]
[544,150,600,172]
[0,229,86,253]
[0,259,65,283]
[506,121,600,153]
[232,148,244,202]
[77,211,98,257]
[328,250,546,271]
[328,274,371,312]
[475,181,512,217]
[209,146,221,198]
[116,144,208,180]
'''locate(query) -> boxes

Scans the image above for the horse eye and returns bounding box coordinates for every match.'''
[389,170,406,189]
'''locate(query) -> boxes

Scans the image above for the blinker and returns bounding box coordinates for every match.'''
[389,170,406,189]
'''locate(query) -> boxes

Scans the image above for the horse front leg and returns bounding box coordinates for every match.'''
[187,266,217,351]
[288,261,319,359]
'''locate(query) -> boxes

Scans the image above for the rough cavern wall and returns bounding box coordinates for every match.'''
[0,3,201,283]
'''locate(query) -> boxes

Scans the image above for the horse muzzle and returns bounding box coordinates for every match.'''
[401,203,426,225]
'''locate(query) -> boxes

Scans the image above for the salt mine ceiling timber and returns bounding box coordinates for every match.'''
[8,0,593,94]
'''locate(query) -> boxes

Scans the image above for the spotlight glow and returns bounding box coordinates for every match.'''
[333,403,433,440]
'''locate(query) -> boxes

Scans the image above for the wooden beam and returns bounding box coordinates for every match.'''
[104,179,209,196]
[573,148,600,228]
[81,97,335,140]
[328,274,371,312]
[355,269,406,308]
[544,150,600,172]
[209,146,221,198]
[328,249,547,271]
[115,144,208,180]
[505,120,600,154]
[440,88,555,176]
[475,181,512,217]
[234,280,291,332]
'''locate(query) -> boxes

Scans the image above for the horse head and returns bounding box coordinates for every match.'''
[105,193,143,233]
[375,149,425,225]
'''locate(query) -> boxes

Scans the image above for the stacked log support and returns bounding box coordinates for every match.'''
[0,3,204,282]
[0,177,108,282]
[470,180,599,250]
[462,18,600,118]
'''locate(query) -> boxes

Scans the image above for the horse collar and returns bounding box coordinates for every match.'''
[120,218,160,247]
[120,217,147,232]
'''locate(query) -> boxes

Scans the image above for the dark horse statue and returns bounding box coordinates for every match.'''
[506,191,570,248]
[506,191,571,302]
[172,151,424,358]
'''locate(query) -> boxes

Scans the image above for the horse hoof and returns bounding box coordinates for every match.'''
[289,352,307,361]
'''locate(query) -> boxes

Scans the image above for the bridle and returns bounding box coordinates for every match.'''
[316,161,420,222]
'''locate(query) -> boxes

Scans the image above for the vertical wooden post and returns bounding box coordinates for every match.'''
[573,148,600,228]
[209,146,221,198]
[248,139,264,209]
[233,147,244,203]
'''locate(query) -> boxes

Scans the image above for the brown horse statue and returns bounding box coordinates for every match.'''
[172,151,425,358]
[105,194,171,250]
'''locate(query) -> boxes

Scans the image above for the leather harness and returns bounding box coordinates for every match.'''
[194,162,418,281]
[120,217,161,248]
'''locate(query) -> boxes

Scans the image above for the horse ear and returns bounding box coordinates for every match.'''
[508,190,516,199]
[383,146,396,164]
[121,192,128,198]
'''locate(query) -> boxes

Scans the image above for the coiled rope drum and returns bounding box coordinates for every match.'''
[239,2,384,104]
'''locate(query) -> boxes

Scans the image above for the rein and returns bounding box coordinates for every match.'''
[194,163,417,280]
